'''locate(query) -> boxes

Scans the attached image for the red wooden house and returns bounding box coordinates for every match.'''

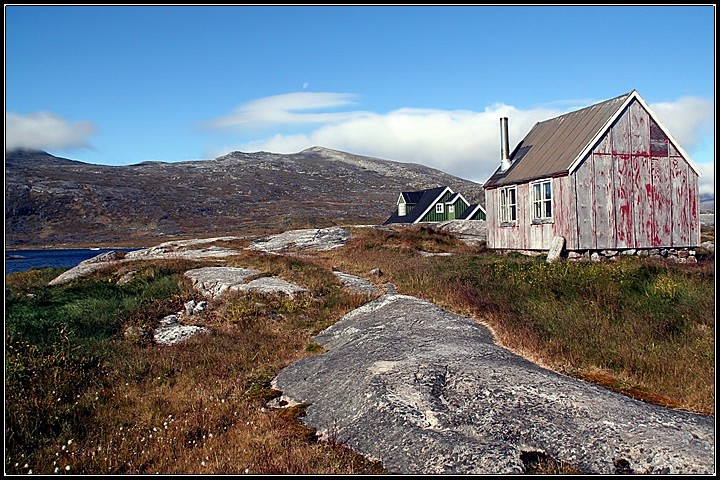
[483,90,700,252]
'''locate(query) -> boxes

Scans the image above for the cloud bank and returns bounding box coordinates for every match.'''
[5,112,97,152]
[209,92,715,194]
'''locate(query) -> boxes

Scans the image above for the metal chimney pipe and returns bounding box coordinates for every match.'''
[500,117,511,172]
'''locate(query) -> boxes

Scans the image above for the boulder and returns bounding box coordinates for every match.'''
[271,293,714,475]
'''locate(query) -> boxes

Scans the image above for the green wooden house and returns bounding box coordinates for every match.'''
[384,185,486,225]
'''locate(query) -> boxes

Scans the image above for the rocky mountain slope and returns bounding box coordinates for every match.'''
[5,147,485,247]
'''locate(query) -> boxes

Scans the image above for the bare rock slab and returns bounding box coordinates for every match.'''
[272,294,714,475]
[153,314,209,346]
[333,271,382,295]
[48,251,121,285]
[184,266,306,299]
[235,277,307,296]
[48,237,244,285]
[184,266,261,298]
[124,237,241,261]
[248,227,351,253]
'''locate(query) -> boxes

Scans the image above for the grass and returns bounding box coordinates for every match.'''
[5,254,383,475]
[5,225,715,474]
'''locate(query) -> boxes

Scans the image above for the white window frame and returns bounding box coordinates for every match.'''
[499,186,517,225]
[447,204,454,214]
[435,203,444,214]
[398,202,406,216]
[531,179,553,223]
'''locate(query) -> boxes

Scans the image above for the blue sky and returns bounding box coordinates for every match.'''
[5,5,715,194]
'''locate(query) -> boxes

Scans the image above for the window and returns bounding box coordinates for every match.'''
[448,204,455,214]
[435,203,444,214]
[398,202,406,216]
[531,179,552,222]
[499,186,517,224]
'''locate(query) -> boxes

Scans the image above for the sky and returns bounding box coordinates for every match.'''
[5,5,716,194]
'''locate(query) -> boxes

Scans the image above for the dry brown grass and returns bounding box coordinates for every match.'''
[5,252,384,475]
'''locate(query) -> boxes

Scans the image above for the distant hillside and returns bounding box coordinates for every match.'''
[5,147,485,247]
[699,193,714,213]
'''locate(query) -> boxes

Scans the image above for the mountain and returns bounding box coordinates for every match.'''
[5,147,486,248]
[699,193,715,213]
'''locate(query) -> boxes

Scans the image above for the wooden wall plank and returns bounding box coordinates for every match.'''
[671,156,689,246]
[612,108,632,155]
[593,135,615,249]
[630,100,652,247]
[612,113,634,249]
[574,157,595,249]
[517,183,530,249]
[630,100,650,157]
[555,175,577,249]
[486,189,497,248]
[633,155,653,247]
[688,172,699,245]
[651,156,672,246]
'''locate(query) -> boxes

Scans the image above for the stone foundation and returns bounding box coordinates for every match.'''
[500,247,703,263]
[565,248,698,263]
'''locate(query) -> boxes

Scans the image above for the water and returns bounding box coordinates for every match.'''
[5,248,139,275]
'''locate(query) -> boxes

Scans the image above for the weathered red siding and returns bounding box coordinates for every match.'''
[489,98,700,251]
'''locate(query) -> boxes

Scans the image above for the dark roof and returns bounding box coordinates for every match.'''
[384,186,450,224]
[457,203,485,220]
[401,191,425,204]
[484,91,634,188]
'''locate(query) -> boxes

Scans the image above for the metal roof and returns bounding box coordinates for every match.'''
[484,91,633,188]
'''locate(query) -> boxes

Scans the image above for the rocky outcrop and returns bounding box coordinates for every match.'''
[184,266,307,299]
[123,237,242,261]
[332,271,383,295]
[153,314,210,346]
[248,227,352,254]
[434,219,487,246]
[184,266,263,298]
[271,293,715,475]
[48,251,122,285]
[47,237,245,285]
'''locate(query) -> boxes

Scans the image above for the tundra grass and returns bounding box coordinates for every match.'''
[5,255,383,475]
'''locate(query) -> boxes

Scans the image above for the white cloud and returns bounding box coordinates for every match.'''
[5,111,97,152]
[695,161,715,196]
[650,97,714,195]
[211,102,561,183]
[209,93,714,193]
[206,92,371,130]
[650,96,714,152]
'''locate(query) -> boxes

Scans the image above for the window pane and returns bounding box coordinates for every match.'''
[544,199,552,218]
[544,182,551,200]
